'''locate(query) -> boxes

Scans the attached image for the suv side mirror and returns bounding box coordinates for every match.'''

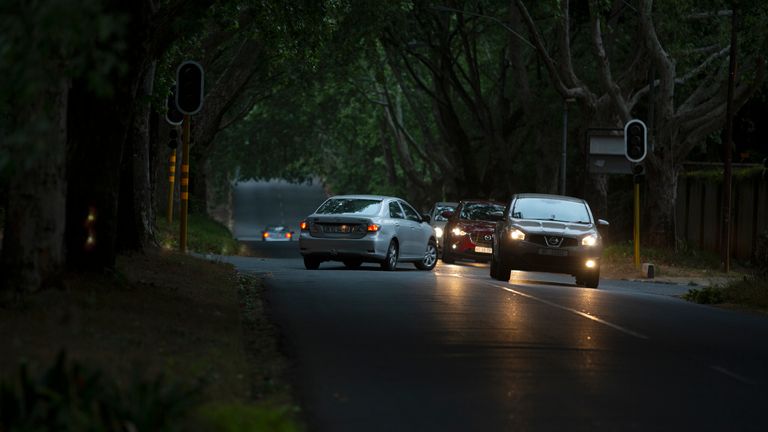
[598,219,610,227]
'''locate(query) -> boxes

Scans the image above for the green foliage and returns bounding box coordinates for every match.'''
[682,166,766,182]
[0,351,203,431]
[603,242,721,270]
[683,275,768,310]
[0,0,127,177]
[682,285,726,304]
[157,214,240,255]
[196,402,302,432]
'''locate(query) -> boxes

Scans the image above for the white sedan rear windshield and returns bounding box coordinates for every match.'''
[512,198,591,224]
[316,198,381,215]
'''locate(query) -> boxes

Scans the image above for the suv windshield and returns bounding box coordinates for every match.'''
[316,198,382,216]
[460,203,505,221]
[511,198,591,223]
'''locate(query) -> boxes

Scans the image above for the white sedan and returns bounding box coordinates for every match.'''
[298,195,438,271]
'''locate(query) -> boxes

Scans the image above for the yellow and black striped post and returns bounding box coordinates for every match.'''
[167,149,177,223]
[179,115,191,252]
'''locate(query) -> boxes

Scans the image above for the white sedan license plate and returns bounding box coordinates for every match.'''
[539,248,567,257]
[475,246,492,254]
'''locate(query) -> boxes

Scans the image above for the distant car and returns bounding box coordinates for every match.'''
[426,201,458,254]
[298,195,438,271]
[441,200,505,264]
[490,193,609,288]
[261,225,294,241]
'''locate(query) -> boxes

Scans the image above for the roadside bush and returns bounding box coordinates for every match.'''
[0,351,204,431]
[682,286,726,304]
[683,276,768,311]
[156,213,240,255]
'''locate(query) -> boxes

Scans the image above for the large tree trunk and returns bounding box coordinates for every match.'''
[0,78,69,295]
[644,151,679,248]
[118,61,157,251]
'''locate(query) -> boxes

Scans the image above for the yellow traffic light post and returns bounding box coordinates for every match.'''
[634,182,641,269]
[167,150,176,223]
[625,119,648,270]
[175,61,204,253]
[165,86,183,225]
[180,115,191,251]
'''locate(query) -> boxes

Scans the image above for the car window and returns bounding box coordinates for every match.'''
[511,198,591,223]
[459,202,505,221]
[432,205,456,222]
[389,201,405,219]
[316,198,381,215]
[400,201,421,222]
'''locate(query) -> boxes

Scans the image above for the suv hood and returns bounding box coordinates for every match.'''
[514,220,595,236]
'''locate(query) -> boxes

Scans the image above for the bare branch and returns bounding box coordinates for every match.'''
[590,4,630,121]
[686,10,733,19]
[514,0,593,103]
[430,5,535,49]
[629,47,729,108]
[638,0,675,119]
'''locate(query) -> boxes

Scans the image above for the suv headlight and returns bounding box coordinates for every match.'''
[582,235,598,246]
[510,229,526,240]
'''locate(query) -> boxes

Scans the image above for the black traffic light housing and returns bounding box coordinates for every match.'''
[165,85,184,125]
[624,119,647,163]
[176,61,204,115]
[168,128,179,149]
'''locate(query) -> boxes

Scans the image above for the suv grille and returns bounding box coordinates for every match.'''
[528,234,578,248]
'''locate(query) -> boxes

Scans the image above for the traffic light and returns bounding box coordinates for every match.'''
[175,61,204,115]
[165,85,184,125]
[168,128,179,149]
[624,119,647,163]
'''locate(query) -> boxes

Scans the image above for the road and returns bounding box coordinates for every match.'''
[232,178,327,240]
[229,181,768,431]
[224,242,768,432]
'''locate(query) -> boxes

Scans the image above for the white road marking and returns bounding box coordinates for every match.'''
[710,366,755,386]
[484,281,650,340]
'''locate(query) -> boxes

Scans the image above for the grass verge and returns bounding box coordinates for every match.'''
[601,241,733,280]
[0,248,301,431]
[156,214,243,256]
[682,275,768,313]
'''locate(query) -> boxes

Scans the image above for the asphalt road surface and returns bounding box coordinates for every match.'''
[225,243,768,432]
[232,178,327,240]
[229,182,768,431]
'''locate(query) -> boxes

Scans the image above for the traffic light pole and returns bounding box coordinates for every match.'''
[634,182,641,269]
[167,149,177,223]
[179,115,191,252]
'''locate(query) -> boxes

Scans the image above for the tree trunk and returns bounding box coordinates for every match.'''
[644,152,679,248]
[0,78,69,295]
[118,61,157,251]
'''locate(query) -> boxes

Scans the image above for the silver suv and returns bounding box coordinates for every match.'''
[490,194,609,288]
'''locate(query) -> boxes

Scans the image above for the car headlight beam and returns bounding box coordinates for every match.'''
[451,227,467,236]
[435,227,443,238]
[582,235,598,247]
[510,229,525,241]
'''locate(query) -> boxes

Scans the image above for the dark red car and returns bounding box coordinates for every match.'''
[441,200,505,264]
